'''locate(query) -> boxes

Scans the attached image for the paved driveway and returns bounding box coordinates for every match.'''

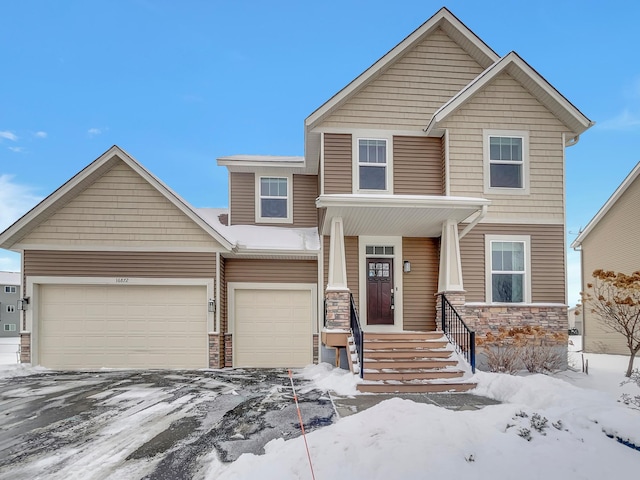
[0,369,335,479]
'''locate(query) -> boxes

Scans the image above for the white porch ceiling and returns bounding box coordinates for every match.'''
[316,194,490,237]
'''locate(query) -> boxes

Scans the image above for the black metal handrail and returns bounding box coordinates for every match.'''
[350,294,364,378]
[441,295,476,373]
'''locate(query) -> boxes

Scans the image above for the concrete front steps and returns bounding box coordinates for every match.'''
[351,331,476,394]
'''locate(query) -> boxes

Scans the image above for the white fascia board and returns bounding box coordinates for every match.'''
[571,161,640,248]
[425,52,594,135]
[304,7,499,131]
[316,194,490,209]
[217,155,305,168]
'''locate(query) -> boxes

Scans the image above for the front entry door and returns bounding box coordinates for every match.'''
[367,258,394,325]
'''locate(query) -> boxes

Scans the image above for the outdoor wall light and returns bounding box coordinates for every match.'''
[403,261,411,273]
[18,297,30,311]
[208,298,216,313]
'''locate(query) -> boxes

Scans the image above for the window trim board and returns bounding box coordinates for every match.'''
[254,173,293,224]
[484,234,531,304]
[483,129,530,195]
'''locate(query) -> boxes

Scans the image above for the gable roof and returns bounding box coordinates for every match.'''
[571,161,640,249]
[0,145,234,251]
[304,7,499,132]
[424,51,594,139]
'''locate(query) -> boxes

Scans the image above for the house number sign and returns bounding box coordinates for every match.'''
[115,278,129,283]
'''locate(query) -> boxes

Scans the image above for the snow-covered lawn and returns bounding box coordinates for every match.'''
[210,338,640,479]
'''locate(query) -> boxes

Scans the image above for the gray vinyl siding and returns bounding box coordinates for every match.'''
[320,28,484,130]
[225,259,317,284]
[459,224,565,304]
[323,133,352,194]
[442,71,567,222]
[229,172,255,226]
[402,237,439,331]
[393,136,443,195]
[23,250,216,278]
[581,176,640,355]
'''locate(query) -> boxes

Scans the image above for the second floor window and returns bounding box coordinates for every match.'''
[358,139,387,190]
[260,177,288,219]
[489,136,524,188]
[4,286,17,294]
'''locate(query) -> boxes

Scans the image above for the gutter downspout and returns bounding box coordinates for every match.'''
[459,204,488,240]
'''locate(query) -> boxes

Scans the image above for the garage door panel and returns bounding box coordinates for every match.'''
[39,284,208,369]
[234,288,313,368]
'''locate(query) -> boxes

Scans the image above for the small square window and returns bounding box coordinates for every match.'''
[4,286,17,294]
[4,324,16,332]
[6,305,16,313]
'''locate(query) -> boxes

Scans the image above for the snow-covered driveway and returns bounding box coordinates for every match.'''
[0,369,336,479]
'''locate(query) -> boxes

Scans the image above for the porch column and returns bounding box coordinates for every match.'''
[325,217,350,330]
[438,219,464,293]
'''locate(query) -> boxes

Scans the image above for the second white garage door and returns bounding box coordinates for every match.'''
[38,284,208,369]
[233,288,313,368]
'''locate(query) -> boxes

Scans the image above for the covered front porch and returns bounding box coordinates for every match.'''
[317,194,489,392]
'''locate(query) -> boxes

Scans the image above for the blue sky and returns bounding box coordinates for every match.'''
[1,0,639,306]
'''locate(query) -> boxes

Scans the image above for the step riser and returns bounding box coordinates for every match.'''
[364,351,452,359]
[364,360,458,369]
[364,341,448,349]
[363,371,464,381]
[365,333,444,341]
[357,383,477,393]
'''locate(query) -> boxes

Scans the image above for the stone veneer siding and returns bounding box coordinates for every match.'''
[20,333,31,364]
[324,291,351,330]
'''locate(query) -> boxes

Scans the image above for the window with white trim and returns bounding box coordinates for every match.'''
[358,138,387,191]
[4,286,17,294]
[6,305,16,313]
[486,235,531,303]
[4,324,16,332]
[483,130,529,194]
[257,176,292,223]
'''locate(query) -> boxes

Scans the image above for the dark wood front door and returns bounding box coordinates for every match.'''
[367,258,394,325]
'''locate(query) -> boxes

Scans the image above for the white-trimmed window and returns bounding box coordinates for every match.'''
[485,235,531,303]
[4,286,17,294]
[256,175,292,223]
[6,305,16,313]
[484,130,529,194]
[358,138,388,191]
[3,324,16,332]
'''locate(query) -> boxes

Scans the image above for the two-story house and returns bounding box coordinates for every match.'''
[0,271,20,337]
[0,8,591,389]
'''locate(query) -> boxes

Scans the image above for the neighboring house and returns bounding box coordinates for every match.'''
[0,271,20,337]
[0,8,592,388]
[571,161,640,355]
[567,305,583,335]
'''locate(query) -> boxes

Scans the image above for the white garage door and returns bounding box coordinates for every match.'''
[234,288,313,368]
[38,284,208,369]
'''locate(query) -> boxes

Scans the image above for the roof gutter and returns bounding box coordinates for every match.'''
[459,204,487,240]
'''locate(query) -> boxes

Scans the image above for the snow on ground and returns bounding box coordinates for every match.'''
[207,343,640,480]
[0,337,19,365]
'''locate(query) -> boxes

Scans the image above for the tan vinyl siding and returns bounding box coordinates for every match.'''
[293,175,318,227]
[24,250,216,278]
[321,28,484,130]
[443,72,567,222]
[324,133,352,194]
[225,259,317,284]
[402,237,439,331]
[230,172,255,226]
[581,176,640,355]
[393,136,444,195]
[459,224,565,304]
[322,236,359,311]
[22,161,221,249]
